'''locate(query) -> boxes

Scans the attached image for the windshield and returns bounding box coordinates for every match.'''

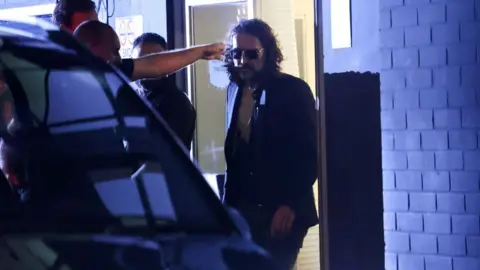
[0,37,236,235]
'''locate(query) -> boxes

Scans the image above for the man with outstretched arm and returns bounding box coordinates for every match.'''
[54,0,224,80]
[73,20,223,81]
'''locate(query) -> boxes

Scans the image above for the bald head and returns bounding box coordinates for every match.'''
[73,20,111,45]
[73,20,121,64]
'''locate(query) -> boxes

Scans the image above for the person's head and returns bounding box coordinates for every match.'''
[132,33,168,58]
[53,0,98,32]
[223,19,283,85]
[73,20,121,64]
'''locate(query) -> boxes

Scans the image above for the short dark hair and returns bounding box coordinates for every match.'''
[73,20,113,45]
[53,0,96,27]
[133,33,168,50]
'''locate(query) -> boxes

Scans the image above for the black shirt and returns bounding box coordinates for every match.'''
[226,129,260,205]
[118,58,135,79]
[117,58,196,150]
[142,78,196,150]
[115,59,196,150]
[113,58,152,121]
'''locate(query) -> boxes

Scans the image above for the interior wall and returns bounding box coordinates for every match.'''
[294,0,316,91]
[106,0,167,40]
[256,1,320,269]
[256,0,300,77]
[296,1,321,269]
[294,1,320,269]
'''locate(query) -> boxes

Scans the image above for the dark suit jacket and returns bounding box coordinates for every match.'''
[223,73,319,228]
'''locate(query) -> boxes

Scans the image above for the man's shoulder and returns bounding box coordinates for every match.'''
[166,87,190,101]
[118,58,135,79]
[165,88,195,112]
[269,73,312,98]
[275,73,309,87]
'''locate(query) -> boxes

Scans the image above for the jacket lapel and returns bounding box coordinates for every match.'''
[226,82,240,136]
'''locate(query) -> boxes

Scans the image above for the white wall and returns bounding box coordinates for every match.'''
[106,0,167,38]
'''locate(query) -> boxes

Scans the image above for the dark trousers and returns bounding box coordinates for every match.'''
[236,202,307,270]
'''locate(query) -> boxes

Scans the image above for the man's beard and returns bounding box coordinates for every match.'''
[228,65,263,86]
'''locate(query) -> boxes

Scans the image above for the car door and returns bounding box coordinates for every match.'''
[0,34,237,236]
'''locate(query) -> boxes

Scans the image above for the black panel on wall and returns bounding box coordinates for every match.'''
[323,72,384,270]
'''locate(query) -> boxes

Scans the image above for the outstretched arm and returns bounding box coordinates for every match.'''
[130,43,224,81]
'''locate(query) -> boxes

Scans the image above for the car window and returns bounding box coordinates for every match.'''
[47,71,115,124]
[89,163,176,220]
[0,52,116,127]
[0,38,236,235]
[30,155,178,231]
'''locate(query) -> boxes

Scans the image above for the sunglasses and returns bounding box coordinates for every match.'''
[230,48,263,60]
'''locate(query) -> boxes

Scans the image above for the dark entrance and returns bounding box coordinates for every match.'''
[319,72,384,270]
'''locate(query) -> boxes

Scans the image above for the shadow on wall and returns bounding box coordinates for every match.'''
[323,72,384,270]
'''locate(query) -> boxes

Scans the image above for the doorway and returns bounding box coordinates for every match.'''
[168,0,387,269]
[184,0,252,175]
[176,0,323,269]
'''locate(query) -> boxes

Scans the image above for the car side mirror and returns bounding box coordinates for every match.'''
[226,206,251,240]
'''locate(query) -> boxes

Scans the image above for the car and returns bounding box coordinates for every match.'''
[0,16,278,270]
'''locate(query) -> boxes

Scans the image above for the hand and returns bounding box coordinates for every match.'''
[201,42,225,60]
[270,205,295,236]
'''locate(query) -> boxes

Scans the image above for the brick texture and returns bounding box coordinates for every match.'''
[381,0,480,270]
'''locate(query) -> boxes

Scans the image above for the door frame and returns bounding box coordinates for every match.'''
[313,1,329,270]
[166,1,329,270]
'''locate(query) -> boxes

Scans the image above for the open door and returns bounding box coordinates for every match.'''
[184,0,254,176]
[167,0,328,269]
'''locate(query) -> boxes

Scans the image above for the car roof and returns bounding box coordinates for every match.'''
[0,15,57,38]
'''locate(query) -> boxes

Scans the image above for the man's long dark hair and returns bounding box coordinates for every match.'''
[223,19,284,85]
